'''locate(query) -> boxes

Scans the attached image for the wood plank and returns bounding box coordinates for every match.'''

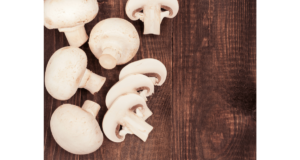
[45,0,256,159]
[172,0,256,159]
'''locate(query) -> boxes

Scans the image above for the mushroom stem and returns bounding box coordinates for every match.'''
[79,69,106,94]
[99,48,121,70]
[119,127,133,136]
[143,4,161,35]
[138,107,153,120]
[59,25,88,47]
[82,100,101,118]
[121,112,153,142]
[139,90,148,101]
[135,107,144,118]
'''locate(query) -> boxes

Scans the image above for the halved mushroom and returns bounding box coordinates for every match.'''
[125,0,179,35]
[119,58,167,86]
[89,18,140,70]
[50,100,103,155]
[44,0,99,47]
[105,74,154,108]
[103,93,153,142]
[45,46,106,101]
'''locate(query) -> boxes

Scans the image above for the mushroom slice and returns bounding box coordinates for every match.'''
[50,100,103,155]
[45,47,106,101]
[103,93,153,142]
[119,58,167,86]
[125,0,179,35]
[105,74,154,108]
[44,0,99,47]
[89,18,140,70]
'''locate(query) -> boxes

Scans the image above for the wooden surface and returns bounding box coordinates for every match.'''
[44,0,256,159]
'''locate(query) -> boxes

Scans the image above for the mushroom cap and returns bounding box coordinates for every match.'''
[103,93,150,142]
[119,58,167,86]
[126,0,179,20]
[45,46,87,100]
[50,104,103,155]
[105,74,154,108]
[44,0,99,29]
[89,18,140,65]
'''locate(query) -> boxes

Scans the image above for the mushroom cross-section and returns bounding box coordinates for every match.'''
[105,74,154,108]
[103,93,153,142]
[45,46,106,101]
[89,18,140,70]
[44,0,99,47]
[125,0,179,35]
[119,58,167,86]
[50,100,103,155]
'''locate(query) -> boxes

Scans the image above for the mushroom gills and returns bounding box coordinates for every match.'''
[105,74,155,108]
[119,111,153,142]
[135,9,170,24]
[119,59,167,86]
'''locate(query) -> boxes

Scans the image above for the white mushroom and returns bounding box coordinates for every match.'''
[103,93,153,142]
[89,18,140,70]
[119,58,167,86]
[45,46,106,101]
[125,0,179,35]
[44,0,99,47]
[50,100,103,155]
[105,74,154,108]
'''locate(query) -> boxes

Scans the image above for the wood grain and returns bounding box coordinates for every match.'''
[44,0,256,159]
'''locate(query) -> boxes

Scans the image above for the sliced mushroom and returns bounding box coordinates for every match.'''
[89,18,140,70]
[119,58,167,86]
[44,0,99,47]
[50,100,103,155]
[45,47,106,100]
[105,74,154,108]
[125,0,179,35]
[103,93,153,142]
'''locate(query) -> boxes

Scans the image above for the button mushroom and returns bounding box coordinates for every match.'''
[103,93,153,142]
[50,100,103,155]
[89,18,140,70]
[125,0,179,35]
[45,46,106,101]
[44,0,99,47]
[105,74,154,108]
[119,58,167,86]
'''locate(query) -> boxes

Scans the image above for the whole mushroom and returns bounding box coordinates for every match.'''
[119,58,167,86]
[105,74,154,108]
[45,46,106,101]
[44,0,99,47]
[103,93,153,142]
[89,18,140,70]
[125,0,179,35]
[50,100,103,155]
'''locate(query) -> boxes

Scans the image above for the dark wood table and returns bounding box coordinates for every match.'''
[44,0,256,159]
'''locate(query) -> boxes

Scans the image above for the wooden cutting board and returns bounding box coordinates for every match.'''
[44,0,256,159]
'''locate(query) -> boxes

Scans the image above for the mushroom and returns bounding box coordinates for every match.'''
[45,46,106,101]
[89,18,140,70]
[105,74,154,108]
[103,93,153,142]
[119,58,167,86]
[44,0,99,47]
[125,0,179,35]
[50,100,103,155]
